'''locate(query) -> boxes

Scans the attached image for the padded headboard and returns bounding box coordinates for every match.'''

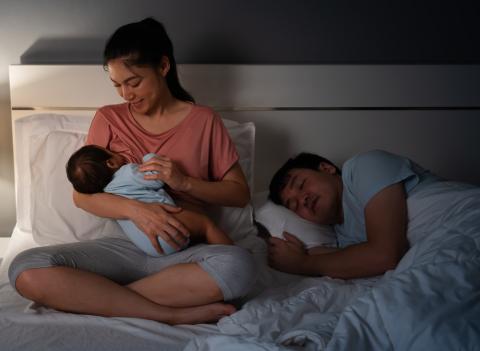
[10,64,480,193]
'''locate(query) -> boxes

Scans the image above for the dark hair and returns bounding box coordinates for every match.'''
[268,152,341,205]
[103,17,194,103]
[66,145,116,194]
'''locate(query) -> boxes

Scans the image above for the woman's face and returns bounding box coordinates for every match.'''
[280,167,343,225]
[107,57,169,115]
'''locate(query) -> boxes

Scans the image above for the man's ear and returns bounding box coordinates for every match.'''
[318,162,337,175]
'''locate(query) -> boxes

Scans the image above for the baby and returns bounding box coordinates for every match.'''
[66,145,233,256]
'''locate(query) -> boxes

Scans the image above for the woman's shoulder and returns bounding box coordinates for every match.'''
[190,104,217,118]
[97,103,129,117]
[186,104,223,127]
[92,103,130,128]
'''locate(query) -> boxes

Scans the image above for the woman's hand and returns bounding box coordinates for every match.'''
[139,155,190,192]
[130,201,190,254]
[268,232,309,274]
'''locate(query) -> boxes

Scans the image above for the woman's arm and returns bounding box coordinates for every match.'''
[269,183,409,279]
[73,190,134,219]
[181,163,250,207]
[73,191,189,253]
[140,159,250,207]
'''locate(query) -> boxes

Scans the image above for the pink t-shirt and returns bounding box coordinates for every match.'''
[85,103,239,204]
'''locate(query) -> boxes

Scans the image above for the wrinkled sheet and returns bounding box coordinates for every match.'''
[0,230,309,351]
[1,182,478,351]
[0,230,221,351]
[185,182,480,351]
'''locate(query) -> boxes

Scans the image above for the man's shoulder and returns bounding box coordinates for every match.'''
[347,149,394,164]
[342,149,403,186]
[344,150,399,171]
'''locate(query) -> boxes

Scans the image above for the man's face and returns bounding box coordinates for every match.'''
[279,166,343,225]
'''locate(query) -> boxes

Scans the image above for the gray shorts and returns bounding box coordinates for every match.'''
[8,237,257,301]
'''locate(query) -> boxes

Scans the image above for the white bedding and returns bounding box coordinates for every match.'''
[0,250,219,351]
[0,226,314,351]
[2,107,479,350]
[185,181,480,351]
[2,181,478,350]
[0,227,365,351]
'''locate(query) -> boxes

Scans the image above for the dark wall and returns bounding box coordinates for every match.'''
[8,0,480,65]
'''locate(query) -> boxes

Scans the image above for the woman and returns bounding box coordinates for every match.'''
[9,18,256,324]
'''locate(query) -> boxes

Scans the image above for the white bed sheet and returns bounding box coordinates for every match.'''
[3,124,480,351]
[2,180,479,350]
[2,179,479,351]
[0,247,219,351]
[183,182,480,351]
[0,225,345,351]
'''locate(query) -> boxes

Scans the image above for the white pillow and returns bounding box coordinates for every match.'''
[30,131,122,244]
[14,113,95,233]
[23,113,255,244]
[255,200,337,249]
[211,121,256,241]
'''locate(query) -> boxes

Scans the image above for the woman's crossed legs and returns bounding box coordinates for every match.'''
[8,237,256,324]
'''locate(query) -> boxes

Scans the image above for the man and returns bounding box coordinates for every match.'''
[267,149,439,278]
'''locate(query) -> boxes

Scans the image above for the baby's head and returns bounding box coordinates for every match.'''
[66,145,127,194]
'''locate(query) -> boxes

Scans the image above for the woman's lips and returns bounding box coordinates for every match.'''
[132,99,143,107]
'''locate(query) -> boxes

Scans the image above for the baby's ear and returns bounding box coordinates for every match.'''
[106,158,116,169]
[318,162,337,175]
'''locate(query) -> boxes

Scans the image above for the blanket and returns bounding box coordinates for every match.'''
[186,181,480,351]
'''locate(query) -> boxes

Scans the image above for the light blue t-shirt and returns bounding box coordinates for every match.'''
[334,150,440,248]
[104,153,175,205]
[104,153,188,256]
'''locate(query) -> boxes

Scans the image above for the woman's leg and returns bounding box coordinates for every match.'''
[9,238,234,324]
[127,262,223,307]
[16,266,235,324]
[127,244,257,307]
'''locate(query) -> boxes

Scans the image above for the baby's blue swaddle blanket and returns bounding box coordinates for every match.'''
[104,153,188,256]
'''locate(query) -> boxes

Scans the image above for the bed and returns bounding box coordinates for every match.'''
[1,64,480,351]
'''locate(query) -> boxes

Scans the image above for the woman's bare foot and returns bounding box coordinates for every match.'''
[169,302,236,325]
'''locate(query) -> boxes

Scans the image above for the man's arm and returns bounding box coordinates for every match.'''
[269,182,409,279]
[307,246,338,255]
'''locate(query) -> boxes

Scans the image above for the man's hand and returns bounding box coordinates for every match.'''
[268,232,309,274]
